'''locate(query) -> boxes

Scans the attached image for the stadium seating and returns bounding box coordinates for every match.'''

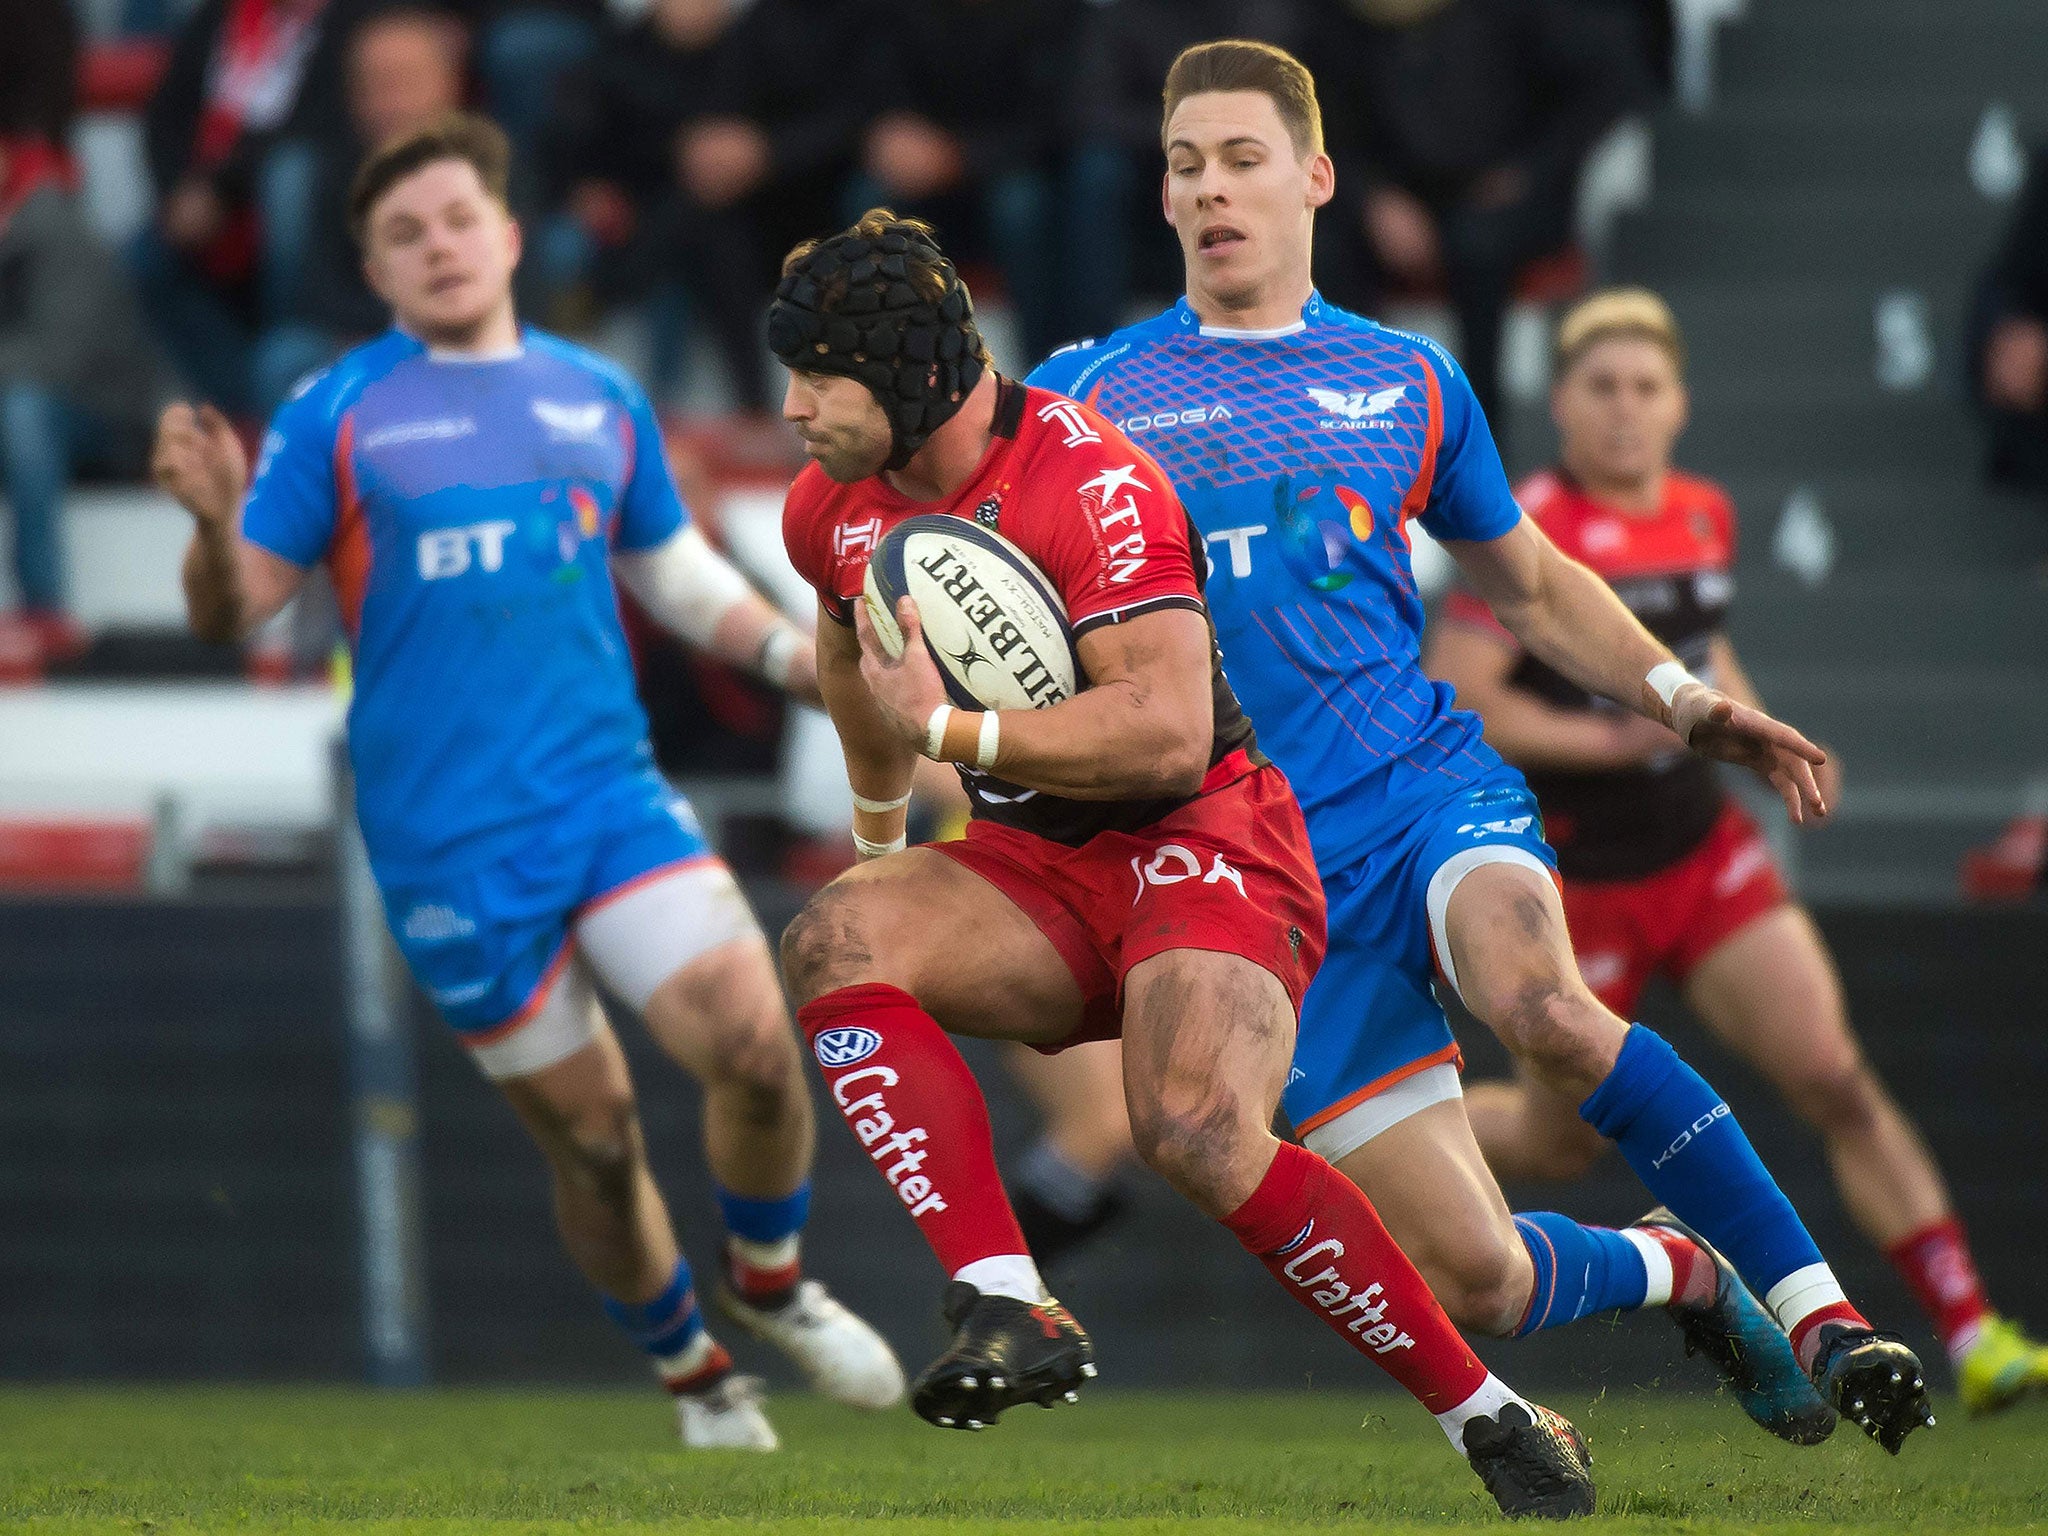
[1595,0,2048,900]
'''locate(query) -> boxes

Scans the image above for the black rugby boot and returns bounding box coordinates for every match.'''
[1461,1402,1596,1520]
[909,1281,1097,1430]
[1809,1324,1936,1454]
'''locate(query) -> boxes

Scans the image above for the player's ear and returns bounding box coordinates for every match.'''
[504,213,523,272]
[1305,152,1335,211]
[1160,169,1176,229]
[361,248,393,308]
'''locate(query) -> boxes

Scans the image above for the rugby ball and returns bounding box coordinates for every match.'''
[861,515,1081,712]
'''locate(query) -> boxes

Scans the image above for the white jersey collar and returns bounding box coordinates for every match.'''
[1180,292,1324,340]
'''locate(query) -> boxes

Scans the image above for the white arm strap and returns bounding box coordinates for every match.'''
[612,524,754,648]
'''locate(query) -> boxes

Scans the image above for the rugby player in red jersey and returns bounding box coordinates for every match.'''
[1431,288,2048,1416]
[773,211,1595,1517]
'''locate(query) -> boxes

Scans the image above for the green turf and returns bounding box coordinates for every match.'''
[3,1386,2044,1533]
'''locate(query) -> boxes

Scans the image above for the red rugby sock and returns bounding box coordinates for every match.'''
[797,983,1030,1275]
[1885,1215,1991,1356]
[1224,1141,1490,1415]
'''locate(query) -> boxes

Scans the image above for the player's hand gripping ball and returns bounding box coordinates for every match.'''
[861,515,1080,712]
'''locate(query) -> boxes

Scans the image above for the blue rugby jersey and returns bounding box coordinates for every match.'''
[241,327,687,877]
[1028,294,1524,873]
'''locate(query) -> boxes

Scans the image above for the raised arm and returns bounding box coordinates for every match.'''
[852,597,1213,801]
[1423,614,1677,772]
[1446,515,1829,821]
[153,403,307,643]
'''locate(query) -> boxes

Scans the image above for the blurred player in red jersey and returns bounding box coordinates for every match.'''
[1430,288,2048,1415]
[773,210,1594,1518]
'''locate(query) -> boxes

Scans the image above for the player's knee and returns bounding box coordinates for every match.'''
[1127,1093,1261,1210]
[1423,1239,1531,1338]
[547,1094,646,1210]
[779,880,879,1003]
[1784,1056,1883,1140]
[657,956,800,1121]
[1483,977,1616,1095]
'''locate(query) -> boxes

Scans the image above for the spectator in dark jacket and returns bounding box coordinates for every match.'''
[1307,0,1653,431]
[0,0,80,143]
[1970,146,2048,498]
[129,0,365,415]
[852,0,1084,367]
[539,0,874,409]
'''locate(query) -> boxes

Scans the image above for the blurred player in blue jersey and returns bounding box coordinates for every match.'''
[151,114,902,1448]
[1026,41,1932,1455]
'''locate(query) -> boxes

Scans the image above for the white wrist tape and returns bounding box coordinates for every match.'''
[1646,661,1703,710]
[851,790,913,814]
[923,704,954,760]
[975,710,1000,771]
[757,625,802,688]
[852,830,906,859]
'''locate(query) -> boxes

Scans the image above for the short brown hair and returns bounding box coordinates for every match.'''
[1162,39,1323,159]
[348,111,511,247]
[1555,287,1686,377]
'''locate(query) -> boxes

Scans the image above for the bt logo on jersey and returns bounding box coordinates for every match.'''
[417,519,518,580]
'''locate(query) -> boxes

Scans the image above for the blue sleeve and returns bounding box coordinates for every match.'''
[1416,346,1524,545]
[1023,341,1097,399]
[611,382,689,552]
[240,377,340,569]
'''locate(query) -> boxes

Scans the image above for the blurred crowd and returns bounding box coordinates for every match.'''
[14,0,2044,681]
[3,0,1676,667]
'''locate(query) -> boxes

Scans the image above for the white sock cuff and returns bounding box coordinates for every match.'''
[728,1234,801,1270]
[653,1328,718,1382]
[954,1254,1048,1305]
[1765,1262,1847,1334]
[1432,1373,1530,1450]
[1620,1226,1675,1308]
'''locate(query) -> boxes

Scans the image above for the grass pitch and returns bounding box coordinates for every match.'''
[3,1386,2044,1534]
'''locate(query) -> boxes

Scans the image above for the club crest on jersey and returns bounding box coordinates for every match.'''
[531,399,608,441]
[973,495,1002,529]
[814,1026,883,1067]
[1307,384,1405,428]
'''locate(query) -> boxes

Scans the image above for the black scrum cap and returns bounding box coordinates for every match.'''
[767,219,987,471]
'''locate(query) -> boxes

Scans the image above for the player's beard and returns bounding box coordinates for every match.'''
[811,427,893,484]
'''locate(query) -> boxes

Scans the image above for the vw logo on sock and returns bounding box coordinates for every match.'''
[814,1026,883,1067]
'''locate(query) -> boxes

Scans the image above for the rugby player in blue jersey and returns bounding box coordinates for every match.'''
[1027,41,1932,1455]
[151,113,902,1448]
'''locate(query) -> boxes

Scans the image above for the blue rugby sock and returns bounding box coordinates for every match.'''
[716,1182,811,1244]
[1580,1025,1837,1327]
[1511,1212,1657,1335]
[602,1257,721,1387]
[717,1183,809,1304]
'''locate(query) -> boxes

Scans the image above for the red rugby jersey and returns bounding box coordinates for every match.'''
[784,376,1262,845]
[1443,468,1735,881]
